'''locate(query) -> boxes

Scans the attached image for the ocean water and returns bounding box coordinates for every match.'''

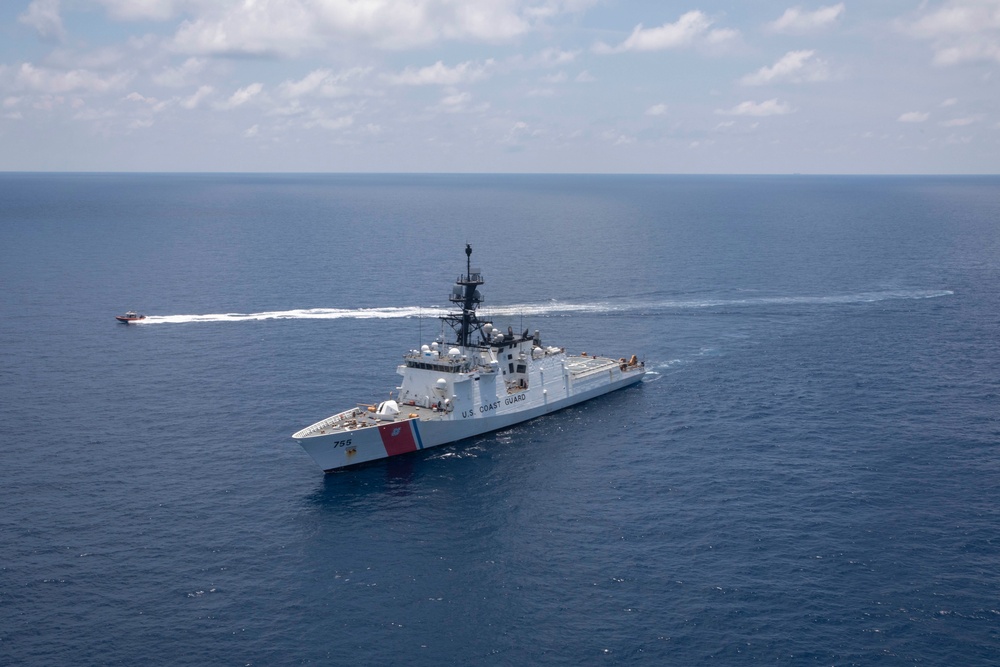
[1,173,998,665]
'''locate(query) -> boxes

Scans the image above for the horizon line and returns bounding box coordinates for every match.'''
[1,170,998,177]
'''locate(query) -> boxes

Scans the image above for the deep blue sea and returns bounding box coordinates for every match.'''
[2,173,999,665]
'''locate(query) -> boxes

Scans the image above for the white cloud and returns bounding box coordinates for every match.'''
[431,88,489,112]
[152,58,206,88]
[522,0,600,21]
[620,13,714,50]
[944,133,973,144]
[216,82,263,110]
[97,0,181,21]
[267,100,308,117]
[172,2,322,57]
[575,70,595,83]
[385,60,493,85]
[16,63,131,94]
[243,124,260,138]
[768,3,845,33]
[740,50,831,85]
[602,130,635,145]
[941,97,959,107]
[526,48,579,68]
[125,91,169,112]
[716,99,794,116]
[941,115,979,126]
[72,106,117,121]
[4,95,26,120]
[898,111,929,122]
[903,1,1000,65]
[645,103,668,116]
[31,96,65,112]
[503,120,530,143]
[304,111,354,131]
[706,28,739,45]
[441,91,471,106]
[278,67,371,98]
[43,46,124,71]
[180,84,213,109]
[431,89,490,112]
[280,69,333,98]
[504,48,579,80]
[164,0,576,56]
[341,1,531,46]
[19,0,66,41]
[594,10,737,54]
[905,1,1000,38]
[930,41,1000,66]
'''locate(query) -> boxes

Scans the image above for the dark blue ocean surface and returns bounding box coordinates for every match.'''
[2,174,998,665]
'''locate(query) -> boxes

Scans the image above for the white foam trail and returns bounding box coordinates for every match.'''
[139,289,952,325]
[141,306,450,325]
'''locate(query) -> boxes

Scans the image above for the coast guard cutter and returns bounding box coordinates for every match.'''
[292,245,645,472]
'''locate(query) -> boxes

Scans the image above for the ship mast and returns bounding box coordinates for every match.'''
[444,244,486,348]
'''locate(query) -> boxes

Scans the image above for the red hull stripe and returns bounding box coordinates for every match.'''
[379,420,419,456]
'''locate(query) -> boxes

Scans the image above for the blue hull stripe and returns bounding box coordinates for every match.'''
[411,420,425,450]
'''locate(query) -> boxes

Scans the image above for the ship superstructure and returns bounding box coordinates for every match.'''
[292,245,644,472]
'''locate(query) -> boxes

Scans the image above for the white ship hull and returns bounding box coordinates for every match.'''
[294,353,644,472]
[292,245,646,473]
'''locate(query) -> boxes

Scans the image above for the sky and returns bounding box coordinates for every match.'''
[1,0,999,173]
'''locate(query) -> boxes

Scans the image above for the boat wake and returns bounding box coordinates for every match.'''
[139,289,952,325]
[140,307,444,325]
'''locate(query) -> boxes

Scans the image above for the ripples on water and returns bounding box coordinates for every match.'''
[1,174,998,665]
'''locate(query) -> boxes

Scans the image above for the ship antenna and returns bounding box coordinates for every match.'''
[442,244,486,348]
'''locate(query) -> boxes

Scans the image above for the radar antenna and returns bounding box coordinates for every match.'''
[443,244,489,347]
